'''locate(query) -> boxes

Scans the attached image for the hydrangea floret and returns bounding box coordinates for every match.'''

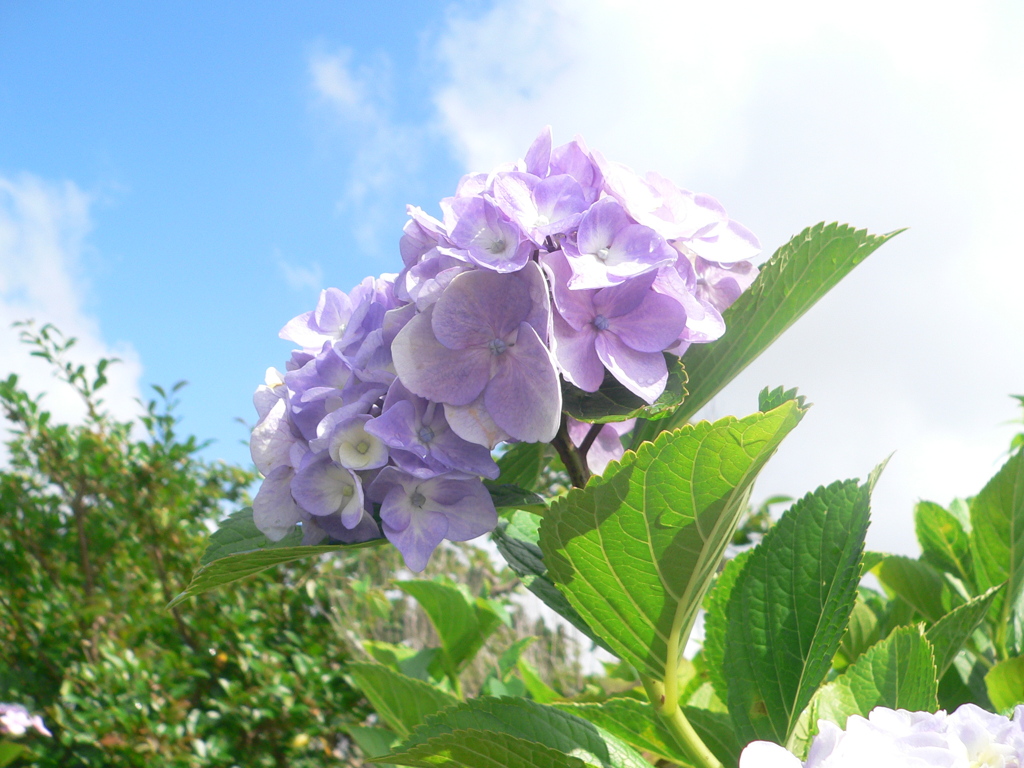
[250,127,759,571]
[739,705,1024,768]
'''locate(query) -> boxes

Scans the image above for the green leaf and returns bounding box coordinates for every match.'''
[757,385,808,413]
[553,699,687,765]
[561,354,687,424]
[682,707,744,768]
[497,637,537,681]
[346,663,459,739]
[349,726,400,768]
[398,581,502,675]
[812,626,939,730]
[834,593,885,671]
[382,729,593,768]
[0,742,30,768]
[540,400,806,682]
[673,222,900,425]
[497,442,546,490]
[485,482,547,511]
[873,555,951,623]
[702,549,753,702]
[168,537,385,608]
[984,656,1024,713]
[199,507,302,565]
[493,511,611,651]
[969,450,1024,655]
[395,697,651,768]
[925,585,1003,677]
[723,477,871,744]
[517,658,562,704]
[915,500,972,585]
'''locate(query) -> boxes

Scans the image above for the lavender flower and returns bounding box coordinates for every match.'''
[368,467,497,572]
[739,705,1024,768]
[0,703,52,738]
[545,250,686,403]
[248,126,762,571]
[391,262,561,446]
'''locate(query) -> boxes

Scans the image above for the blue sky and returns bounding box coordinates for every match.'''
[2,1,1023,555]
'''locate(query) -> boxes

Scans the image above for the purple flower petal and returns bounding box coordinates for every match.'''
[551,312,604,392]
[444,395,511,448]
[484,321,561,443]
[391,307,491,405]
[431,267,534,349]
[595,333,668,403]
[291,454,365,528]
[449,197,532,272]
[252,465,304,541]
[524,126,552,177]
[603,291,687,353]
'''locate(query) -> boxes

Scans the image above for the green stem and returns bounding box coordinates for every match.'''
[641,676,722,768]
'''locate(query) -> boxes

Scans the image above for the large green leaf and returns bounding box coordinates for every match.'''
[382,729,593,768]
[723,478,870,744]
[873,555,952,623]
[562,354,687,424]
[985,656,1024,712]
[540,400,806,682]
[346,663,459,739]
[682,707,744,768]
[485,482,547,511]
[397,581,502,675]
[969,451,1024,655]
[397,697,652,768]
[702,549,753,702]
[812,626,939,730]
[199,506,303,564]
[915,500,972,585]
[493,511,610,651]
[672,223,900,425]
[554,699,688,766]
[497,442,546,490]
[925,585,1002,677]
[169,538,384,608]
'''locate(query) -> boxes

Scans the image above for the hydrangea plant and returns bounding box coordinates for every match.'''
[176,129,1024,768]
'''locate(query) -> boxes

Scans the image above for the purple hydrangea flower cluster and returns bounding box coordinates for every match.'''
[250,128,759,571]
[740,705,1024,768]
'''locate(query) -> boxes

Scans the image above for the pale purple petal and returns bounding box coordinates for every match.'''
[604,291,688,353]
[291,455,365,528]
[738,741,802,768]
[392,307,491,405]
[595,333,668,403]
[449,197,532,272]
[425,477,497,541]
[313,413,389,470]
[591,271,656,319]
[576,197,632,255]
[253,466,304,541]
[311,507,382,544]
[382,506,448,573]
[542,250,595,332]
[444,395,511,449]
[484,322,561,443]
[250,392,298,475]
[524,126,552,177]
[431,268,533,348]
[551,312,604,392]
[687,217,761,264]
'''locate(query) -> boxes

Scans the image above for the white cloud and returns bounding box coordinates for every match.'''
[277,253,324,293]
[431,0,1024,555]
[0,174,144,439]
[307,46,426,256]
[309,47,382,123]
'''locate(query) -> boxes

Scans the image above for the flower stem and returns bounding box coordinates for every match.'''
[551,413,590,489]
[641,675,723,768]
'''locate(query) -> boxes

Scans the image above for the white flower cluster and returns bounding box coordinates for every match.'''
[740,705,1024,768]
